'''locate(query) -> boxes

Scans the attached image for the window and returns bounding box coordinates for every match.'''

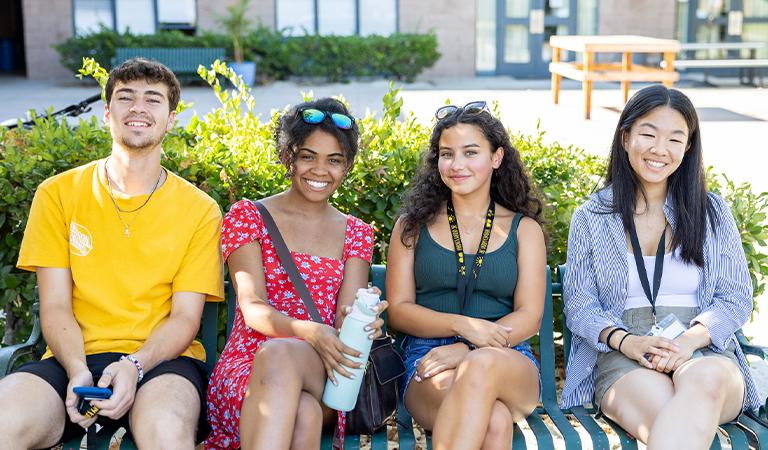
[277,0,316,35]
[359,0,396,36]
[116,0,155,34]
[73,0,197,35]
[276,0,397,36]
[157,0,197,30]
[74,0,113,35]
[319,0,355,35]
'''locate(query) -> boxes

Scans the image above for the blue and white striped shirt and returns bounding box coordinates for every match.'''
[560,186,760,411]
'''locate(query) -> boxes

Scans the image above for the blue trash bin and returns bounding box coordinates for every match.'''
[0,39,16,72]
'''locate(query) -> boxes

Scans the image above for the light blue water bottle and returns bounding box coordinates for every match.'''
[322,288,380,411]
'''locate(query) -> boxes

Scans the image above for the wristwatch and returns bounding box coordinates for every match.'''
[455,336,477,351]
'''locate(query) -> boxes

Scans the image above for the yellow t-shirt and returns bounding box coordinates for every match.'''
[17,159,224,361]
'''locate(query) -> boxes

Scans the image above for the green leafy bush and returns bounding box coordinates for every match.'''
[708,172,768,316]
[54,27,439,83]
[1,60,765,346]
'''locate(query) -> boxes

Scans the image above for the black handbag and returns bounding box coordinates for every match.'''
[345,334,406,435]
[253,201,405,436]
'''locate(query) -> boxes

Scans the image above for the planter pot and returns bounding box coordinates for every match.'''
[230,61,257,86]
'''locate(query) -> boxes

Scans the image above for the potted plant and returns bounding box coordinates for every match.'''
[219,0,257,86]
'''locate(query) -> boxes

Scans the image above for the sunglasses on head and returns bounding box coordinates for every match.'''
[435,101,489,120]
[299,108,355,129]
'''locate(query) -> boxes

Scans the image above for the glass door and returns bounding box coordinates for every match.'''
[496,0,578,77]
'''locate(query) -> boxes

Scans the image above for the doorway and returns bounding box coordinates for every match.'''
[0,0,26,76]
[496,0,578,77]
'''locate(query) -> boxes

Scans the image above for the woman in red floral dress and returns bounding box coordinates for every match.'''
[205,98,387,449]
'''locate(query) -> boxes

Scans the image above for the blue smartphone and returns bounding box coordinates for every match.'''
[73,386,112,400]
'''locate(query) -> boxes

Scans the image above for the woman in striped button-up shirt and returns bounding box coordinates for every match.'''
[561,85,760,449]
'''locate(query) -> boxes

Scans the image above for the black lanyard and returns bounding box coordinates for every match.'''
[447,198,495,314]
[628,222,667,321]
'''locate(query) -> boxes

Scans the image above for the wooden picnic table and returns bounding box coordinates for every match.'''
[549,35,681,119]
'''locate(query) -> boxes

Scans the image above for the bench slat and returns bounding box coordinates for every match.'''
[112,47,226,75]
[527,413,555,449]
[512,422,527,449]
[570,406,611,449]
[603,416,639,449]
[722,423,751,448]
[370,429,388,450]
[395,408,417,450]
[541,404,583,449]
[738,414,768,446]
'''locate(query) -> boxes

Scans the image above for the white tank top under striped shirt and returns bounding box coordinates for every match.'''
[624,247,699,310]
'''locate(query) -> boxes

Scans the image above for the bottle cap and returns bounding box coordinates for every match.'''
[354,288,380,317]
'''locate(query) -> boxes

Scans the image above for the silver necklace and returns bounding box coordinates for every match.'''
[104,158,164,237]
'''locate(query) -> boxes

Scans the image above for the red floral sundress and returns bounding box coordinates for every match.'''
[205,199,374,449]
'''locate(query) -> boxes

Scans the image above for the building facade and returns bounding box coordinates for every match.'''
[4,0,768,80]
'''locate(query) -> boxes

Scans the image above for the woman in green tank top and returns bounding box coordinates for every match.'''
[387,101,547,450]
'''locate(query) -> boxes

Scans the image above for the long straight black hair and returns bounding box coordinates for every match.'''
[600,84,717,266]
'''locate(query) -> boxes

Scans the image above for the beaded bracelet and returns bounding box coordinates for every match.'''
[605,327,627,351]
[120,355,144,383]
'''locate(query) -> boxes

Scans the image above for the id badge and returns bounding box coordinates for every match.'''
[646,313,687,339]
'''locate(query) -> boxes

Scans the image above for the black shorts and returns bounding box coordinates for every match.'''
[14,352,211,445]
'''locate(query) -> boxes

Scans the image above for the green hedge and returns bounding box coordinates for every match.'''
[54,27,440,83]
[0,61,765,345]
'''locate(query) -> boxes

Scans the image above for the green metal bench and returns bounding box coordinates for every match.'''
[557,264,768,449]
[111,47,225,78]
[6,264,764,448]
[0,265,578,449]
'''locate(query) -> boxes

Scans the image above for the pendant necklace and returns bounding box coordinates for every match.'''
[104,158,164,238]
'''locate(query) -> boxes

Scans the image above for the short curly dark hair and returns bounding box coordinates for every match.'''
[275,98,359,172]
[105,58,181,113]
[399,109,543,247]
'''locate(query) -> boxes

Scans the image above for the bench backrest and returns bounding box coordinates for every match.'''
[111,47,226,74]
[201,264,560,407]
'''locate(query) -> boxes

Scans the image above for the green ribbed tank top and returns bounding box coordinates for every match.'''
[413,213,522,321]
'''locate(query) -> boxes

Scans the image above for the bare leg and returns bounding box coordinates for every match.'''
[239,338,326,450]
[288,392,323,450]
[600,368,675,443]
[0,372,67,450]
[647,357,744,450]
[130,374,200,450]
[406,358,523,450]
[480,401,514,450]
[426,348,538,450]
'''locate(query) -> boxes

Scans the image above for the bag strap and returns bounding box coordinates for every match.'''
[252,201,324,324]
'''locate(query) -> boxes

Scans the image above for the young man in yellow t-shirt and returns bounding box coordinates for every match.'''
[0,58,224,449]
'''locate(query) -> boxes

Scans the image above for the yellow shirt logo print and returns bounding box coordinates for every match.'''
[69,221,93,257]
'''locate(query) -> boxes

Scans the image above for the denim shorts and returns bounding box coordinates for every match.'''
[400,336,540,407]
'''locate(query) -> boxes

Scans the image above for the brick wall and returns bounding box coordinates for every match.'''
[22,0,73,80]
[598,0,676,38]
[398,0,476,78]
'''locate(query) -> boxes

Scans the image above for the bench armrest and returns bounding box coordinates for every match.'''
[736,329,768,360]
[0,302,43,376]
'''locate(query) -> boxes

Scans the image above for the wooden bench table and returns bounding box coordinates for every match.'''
[549,35,681,119]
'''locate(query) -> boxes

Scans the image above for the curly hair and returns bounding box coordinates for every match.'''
[274,98,359,173]
[399,109,543,247]
[105,58,181,113]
